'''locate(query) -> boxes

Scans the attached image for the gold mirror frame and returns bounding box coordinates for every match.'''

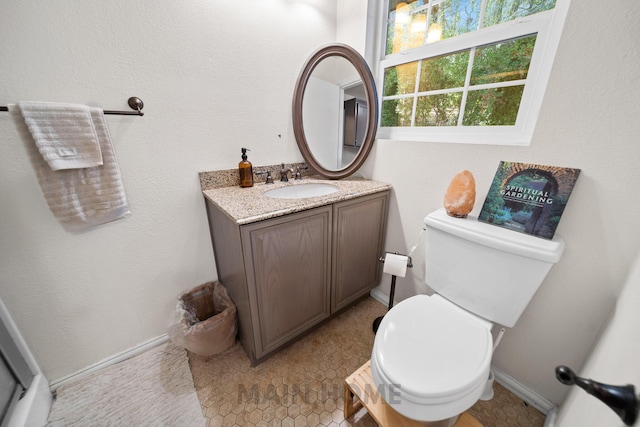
[292,44,378,180]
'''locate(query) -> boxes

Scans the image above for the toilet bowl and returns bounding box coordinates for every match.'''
[370,209,565,423]
[371,294,493,423]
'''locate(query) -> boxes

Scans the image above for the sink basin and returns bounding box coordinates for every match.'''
[264,183,339,199]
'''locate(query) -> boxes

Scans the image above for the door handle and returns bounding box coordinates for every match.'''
[556,365,639,425]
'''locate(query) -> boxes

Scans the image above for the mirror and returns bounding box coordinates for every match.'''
[292,44,378,179]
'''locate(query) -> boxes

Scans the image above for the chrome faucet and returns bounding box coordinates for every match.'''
[254,170,274,184]
[280,163,293,182]
[293,167,302,180]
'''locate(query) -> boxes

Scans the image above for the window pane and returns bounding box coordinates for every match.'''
[386,1,428,54]
[415,93,463,126]
[382,98,414,127]
[379,0,563,139]
[383,62,419,96]
[431,0,482,41]
[463,85,524,125]
[483,0,556,27]
[470,35,536,85]
[419,50,470,92]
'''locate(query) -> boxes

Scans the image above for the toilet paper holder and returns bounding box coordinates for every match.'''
[373,252,412,334]
[378,252,413,268]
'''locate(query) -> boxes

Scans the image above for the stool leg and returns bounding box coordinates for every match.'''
[344,381,362,419]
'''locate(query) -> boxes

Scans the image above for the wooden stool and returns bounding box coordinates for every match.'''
[344,360,483,427]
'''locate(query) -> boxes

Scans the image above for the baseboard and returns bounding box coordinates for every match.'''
[492,365,557,415]
[543,407,558,427]
[50,334,169,391]
[8,373,53,427]
[369,288,394,308]
[49,292,389,392]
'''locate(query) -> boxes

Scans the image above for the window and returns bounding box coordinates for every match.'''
[373,0,569,145]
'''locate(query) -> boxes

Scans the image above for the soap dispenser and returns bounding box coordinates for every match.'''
[238,148,254,188]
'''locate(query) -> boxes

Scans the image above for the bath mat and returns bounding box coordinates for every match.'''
[46,341,206,426]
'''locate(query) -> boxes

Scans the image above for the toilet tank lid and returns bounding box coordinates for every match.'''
[424,209,565,263]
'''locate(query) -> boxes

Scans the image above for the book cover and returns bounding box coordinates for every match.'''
[478,161,581,239]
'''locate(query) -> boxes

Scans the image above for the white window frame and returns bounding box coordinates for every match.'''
[365,0,571,146]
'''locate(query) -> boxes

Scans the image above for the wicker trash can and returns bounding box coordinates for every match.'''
[168,281,237,356]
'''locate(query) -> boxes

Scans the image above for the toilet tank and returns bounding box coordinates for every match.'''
[424,209,565,328]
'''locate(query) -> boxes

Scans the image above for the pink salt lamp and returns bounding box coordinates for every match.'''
[444,170,476,218]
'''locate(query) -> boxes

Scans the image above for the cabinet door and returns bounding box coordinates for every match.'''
[332,191,389,311]
[242,207,332,357]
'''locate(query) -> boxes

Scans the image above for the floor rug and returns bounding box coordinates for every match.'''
[46,341,206,426]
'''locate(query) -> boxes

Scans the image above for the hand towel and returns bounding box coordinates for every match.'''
[10,105,130,232]
[17,101,103,171]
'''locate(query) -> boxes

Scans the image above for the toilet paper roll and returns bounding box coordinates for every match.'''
[383,253,409,278]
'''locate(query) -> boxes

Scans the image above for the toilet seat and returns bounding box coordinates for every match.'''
[371,294,493,421]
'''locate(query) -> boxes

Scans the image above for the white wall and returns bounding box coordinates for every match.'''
[554,251,640,426]
[0,0,338,382]
[336,0,368,53]
[366,0,640,405]
[1,0,639,408]
[303,76,341,169]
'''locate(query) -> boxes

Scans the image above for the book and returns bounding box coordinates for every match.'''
[478,161,580,239]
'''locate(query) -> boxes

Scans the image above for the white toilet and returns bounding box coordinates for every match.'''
[371,209,565,425]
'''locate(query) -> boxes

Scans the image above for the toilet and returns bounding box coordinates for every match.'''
[371,209,565,425]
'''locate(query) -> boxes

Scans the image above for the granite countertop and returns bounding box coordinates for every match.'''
[203,177,392,225]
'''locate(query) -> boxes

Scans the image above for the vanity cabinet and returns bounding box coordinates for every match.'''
[241,207,332,357]
[205,190,389,364]
[332,193,388,312]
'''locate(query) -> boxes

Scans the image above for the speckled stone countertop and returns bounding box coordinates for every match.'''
[202,175,391,225]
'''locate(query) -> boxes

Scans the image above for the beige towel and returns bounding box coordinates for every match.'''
[11,105,130,232]
[17,101,104,171]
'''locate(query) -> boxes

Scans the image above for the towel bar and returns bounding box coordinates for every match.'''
[0,97,144,116]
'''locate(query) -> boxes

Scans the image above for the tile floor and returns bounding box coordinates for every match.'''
[188,297,546,427]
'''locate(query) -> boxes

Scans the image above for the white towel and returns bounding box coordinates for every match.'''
[17,101,104,171]
[10,105,130,232]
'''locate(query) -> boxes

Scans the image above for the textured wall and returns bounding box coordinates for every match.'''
[555,252,640,425]
[2,0,639,407]
[0,0,338,381]
[366,0,640,405]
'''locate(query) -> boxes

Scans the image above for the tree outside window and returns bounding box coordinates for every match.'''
[376,0,565,144]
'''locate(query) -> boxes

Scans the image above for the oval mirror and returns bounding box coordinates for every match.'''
[292,44,378,180]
